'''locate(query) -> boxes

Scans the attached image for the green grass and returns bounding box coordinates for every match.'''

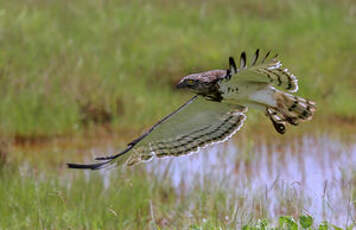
[0,164,353,230]
[1,0,356,229]
[0,0,355,137]
[1,130,355,229]
[1,158,355,230]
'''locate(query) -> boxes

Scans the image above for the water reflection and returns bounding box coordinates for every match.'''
[145,134,356,226]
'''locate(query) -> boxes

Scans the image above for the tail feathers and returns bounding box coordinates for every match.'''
[274,92,316,126]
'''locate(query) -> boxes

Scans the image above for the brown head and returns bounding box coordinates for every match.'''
[176,70,227,95]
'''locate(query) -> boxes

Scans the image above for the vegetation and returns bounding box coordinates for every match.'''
[1,159,355,230]
[0,0,355,229]
[0,0,355,137]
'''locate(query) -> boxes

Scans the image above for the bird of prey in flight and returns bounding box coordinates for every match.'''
[68,50,316,170]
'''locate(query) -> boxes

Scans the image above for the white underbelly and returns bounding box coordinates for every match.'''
[220,81,277,108]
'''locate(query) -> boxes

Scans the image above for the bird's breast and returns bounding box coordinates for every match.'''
[218,81,266,101]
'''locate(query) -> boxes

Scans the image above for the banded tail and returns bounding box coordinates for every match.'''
[274,91,316,126]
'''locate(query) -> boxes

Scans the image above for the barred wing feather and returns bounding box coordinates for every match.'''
[67,96,246,170]
[228,50,299,92]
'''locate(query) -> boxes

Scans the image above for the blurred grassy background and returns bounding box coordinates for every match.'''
[1,1,356,229]
[0,0,355,138]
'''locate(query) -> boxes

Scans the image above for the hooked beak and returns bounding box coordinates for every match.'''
[176,81,185,89]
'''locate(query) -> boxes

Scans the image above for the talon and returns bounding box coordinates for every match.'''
[266,107,286,134]
[272,121,286,134]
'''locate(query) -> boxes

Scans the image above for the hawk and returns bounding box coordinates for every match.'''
[68,50,316,170]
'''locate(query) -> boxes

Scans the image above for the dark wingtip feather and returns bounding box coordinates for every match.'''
[95,156,114,160]
[262,50,271,63]
[67,161,110,170]
[252,49,260,65]
[229,56,237,73]
[95,145,134,161]
[240,51,247,68]
[225,69,232,80]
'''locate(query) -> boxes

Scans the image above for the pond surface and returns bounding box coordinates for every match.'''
[141,133,356,226]
[71,130,356,227]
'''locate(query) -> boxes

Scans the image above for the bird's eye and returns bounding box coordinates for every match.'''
[186,79,195,85]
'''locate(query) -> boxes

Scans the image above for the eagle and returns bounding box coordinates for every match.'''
[68,50,316,170]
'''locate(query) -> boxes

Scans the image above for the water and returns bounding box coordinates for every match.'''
[143,133,356,226]
[76,131,356,226]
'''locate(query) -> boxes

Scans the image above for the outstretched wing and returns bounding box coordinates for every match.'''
[226,49,298,92]
[67,96,246,170]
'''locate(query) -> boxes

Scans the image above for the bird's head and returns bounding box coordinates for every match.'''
[176,75,201,90]
[176,70,226,94]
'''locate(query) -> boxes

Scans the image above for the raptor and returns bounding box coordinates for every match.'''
[68,50,316,170]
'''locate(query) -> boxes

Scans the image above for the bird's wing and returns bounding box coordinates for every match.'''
[226,50,298,92]
[67,96,246,170]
